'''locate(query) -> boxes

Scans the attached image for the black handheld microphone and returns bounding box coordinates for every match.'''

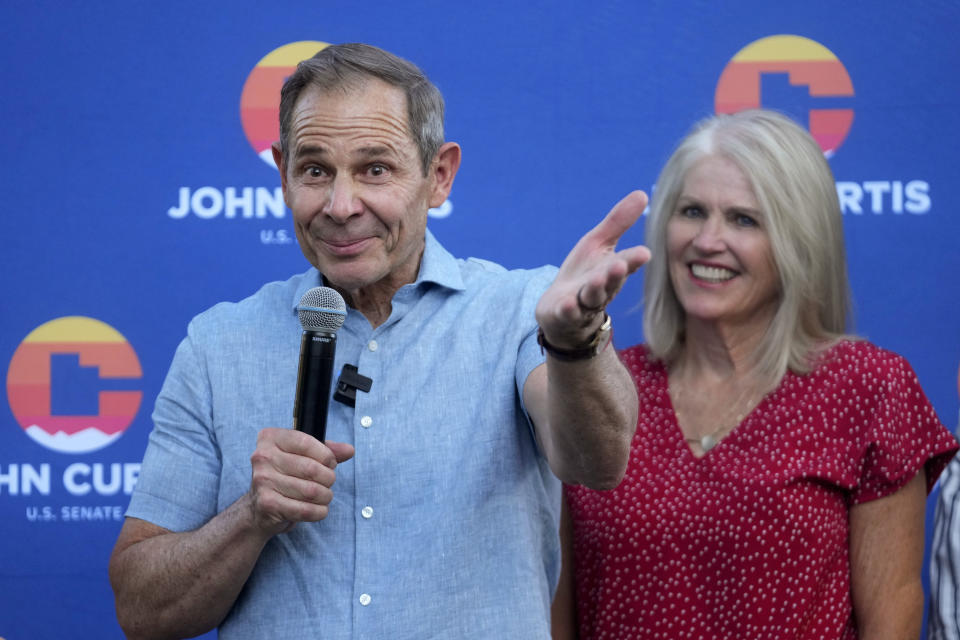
[293,286,347,441]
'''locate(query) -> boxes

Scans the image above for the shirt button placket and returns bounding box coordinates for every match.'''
[357,336,380,620]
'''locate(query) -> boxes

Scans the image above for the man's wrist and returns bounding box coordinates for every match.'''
[537,314,612,362]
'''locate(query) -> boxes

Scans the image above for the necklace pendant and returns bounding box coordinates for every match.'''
[701,434,717,451]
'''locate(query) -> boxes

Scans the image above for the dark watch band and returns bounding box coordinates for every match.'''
[537,314,612,362]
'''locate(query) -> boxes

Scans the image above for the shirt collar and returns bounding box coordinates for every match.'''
[416,228,466,292]
[290,228,465,312]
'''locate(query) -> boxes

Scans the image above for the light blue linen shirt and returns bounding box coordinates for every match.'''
[126,230,562,639]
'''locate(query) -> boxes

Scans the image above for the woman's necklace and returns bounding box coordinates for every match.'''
[670,381,758,453]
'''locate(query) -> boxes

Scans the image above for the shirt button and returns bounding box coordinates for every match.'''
[368,340,378,352]
[360,416,373,428]
[359,593,372,606]
[361,506,374,519]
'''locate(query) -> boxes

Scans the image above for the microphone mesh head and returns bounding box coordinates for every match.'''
[297,286,347,333]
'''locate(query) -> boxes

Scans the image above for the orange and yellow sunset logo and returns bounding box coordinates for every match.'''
[715,35,855,157]
[6,317,142,454]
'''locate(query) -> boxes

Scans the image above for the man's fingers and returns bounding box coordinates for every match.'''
[327,441,356,464]
[589,190,648,245]
[574,288,604,318]
[582,247,650,305]
[537,191,650,341]
[619,245,652,274]
[255,485,333,523]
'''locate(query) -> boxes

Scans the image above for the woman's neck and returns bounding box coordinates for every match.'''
[673,317,766,385]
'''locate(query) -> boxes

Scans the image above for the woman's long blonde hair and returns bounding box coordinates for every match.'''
[643,109,854,388]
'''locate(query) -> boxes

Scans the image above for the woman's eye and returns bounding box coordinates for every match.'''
[680,206,704,218]
[735,213,758,227]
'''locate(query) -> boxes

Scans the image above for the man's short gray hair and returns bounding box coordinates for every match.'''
[278,43,445,176]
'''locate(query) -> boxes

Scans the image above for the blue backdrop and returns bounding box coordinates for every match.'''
[3,1,959,637]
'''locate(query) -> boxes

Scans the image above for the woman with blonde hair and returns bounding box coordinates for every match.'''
[557,109,957,639]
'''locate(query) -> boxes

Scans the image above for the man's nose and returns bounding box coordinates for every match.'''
[324,175,362,221]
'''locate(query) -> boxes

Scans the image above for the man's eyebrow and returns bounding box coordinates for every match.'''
[354,145,396,159]
[292,144,400,162]
[293,144,327,159]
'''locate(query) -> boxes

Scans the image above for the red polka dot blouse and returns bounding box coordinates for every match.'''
[566,341,958,639]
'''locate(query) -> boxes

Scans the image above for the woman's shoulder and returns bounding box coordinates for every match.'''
[616,344,667,382]
[617,343,653,365]
[815,339,911,374]
[805,338,920,395]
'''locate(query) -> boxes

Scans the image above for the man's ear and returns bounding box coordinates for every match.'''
[271,142,289,195]
[428,142,461,208]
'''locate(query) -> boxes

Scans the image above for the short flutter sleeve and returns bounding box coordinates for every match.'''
[850,345,957,504]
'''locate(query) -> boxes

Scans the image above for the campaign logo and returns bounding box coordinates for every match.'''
[715,35,854,157]
[6,317,142,454]
[240,40,330,167]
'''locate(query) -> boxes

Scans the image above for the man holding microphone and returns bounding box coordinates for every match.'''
[109,42,649,639]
